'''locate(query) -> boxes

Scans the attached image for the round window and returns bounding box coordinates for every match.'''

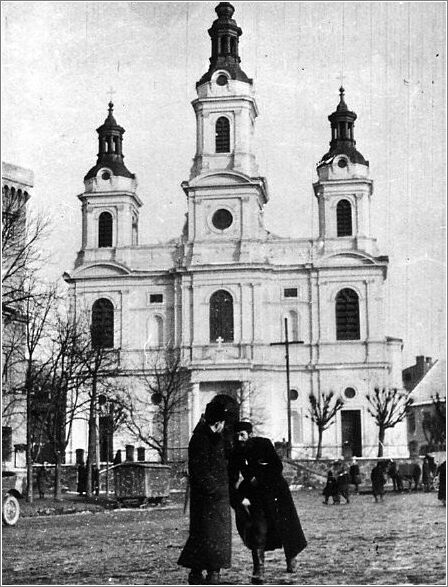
[151,393,163,405]
[102,171,111,180]
[337,158,347,168]
[216,74,228,86]
[212,208,233,230]
[344,387,356,399]
[289,389,299,401]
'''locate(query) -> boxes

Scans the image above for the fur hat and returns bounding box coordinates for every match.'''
[234,421,253,434]
[204,401,227,424]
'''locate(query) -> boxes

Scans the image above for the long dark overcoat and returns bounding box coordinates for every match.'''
[178,422,231,571]
[229,437,307,559]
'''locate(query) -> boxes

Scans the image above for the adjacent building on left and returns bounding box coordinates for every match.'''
[2,162,34,471]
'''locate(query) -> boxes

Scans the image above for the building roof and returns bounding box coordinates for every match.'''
[410,358,446,406]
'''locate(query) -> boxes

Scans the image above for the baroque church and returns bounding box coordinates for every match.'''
[64,2,406,462]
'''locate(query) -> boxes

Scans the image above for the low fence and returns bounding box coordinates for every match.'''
[24,452,443,498]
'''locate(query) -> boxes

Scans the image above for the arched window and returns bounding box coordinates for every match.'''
[215,117,230,153]
[98,212,113,247]
[337,199,352,236]
[91,298,114,348]
[336,288,360,340]
[210,290,234,342]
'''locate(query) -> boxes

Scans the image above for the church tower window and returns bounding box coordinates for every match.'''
[98,211,113,247]
[336,288,360,340]
[336,199,352,236]
[210,289,234,342]
[91,298,114,348]
[215,117,230,153]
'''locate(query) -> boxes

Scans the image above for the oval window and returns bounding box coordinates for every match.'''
[212,209,233,230]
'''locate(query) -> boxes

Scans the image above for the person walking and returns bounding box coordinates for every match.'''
[371,461,386,502]
[36,462,50,499]
[437,460,446,505]
[178,402,231,585]
[349,457,361,493]
[334,460,350,504]
[229,421,307,585]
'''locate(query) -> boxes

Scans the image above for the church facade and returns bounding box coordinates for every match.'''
[64,3,406,462]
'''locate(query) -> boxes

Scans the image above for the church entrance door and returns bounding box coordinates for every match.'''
[341,410,362,457]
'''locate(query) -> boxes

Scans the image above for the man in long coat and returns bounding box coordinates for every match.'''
[229,422,307,585]
[178,402,231,585]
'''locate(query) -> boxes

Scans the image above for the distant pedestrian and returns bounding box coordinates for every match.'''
[77,461,87,495]
[322,470,339,504]
[422,455,432,492]
[36,462,50,499]
[178,401,231,585]
[349,457,361,493]
[334,460,350,504]
[371,462,386,502]
[437,460,446,506]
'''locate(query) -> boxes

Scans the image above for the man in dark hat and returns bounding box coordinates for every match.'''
[229,421,307,585]
[178,401,231,585]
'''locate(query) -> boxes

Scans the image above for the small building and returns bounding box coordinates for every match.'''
[402,355,435,392]
[406,358,446,457]
[2,162,34,470]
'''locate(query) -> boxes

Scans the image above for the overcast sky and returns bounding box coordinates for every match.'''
[2,1,446,367]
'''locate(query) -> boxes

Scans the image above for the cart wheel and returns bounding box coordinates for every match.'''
[2,494,20,526]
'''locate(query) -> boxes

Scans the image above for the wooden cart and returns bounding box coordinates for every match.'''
[114,462,171,507]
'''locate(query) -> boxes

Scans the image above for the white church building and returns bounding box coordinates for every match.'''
[64,2,407,462]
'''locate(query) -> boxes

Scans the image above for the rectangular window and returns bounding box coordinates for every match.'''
[149,294,163,304]
[284,288,298,298]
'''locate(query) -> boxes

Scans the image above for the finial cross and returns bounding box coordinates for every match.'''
[216,336,224,349]
[107,87,116,103]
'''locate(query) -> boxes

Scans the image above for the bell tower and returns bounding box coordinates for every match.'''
[76,103,142,265]
[182,3,268,259]
[313,88,376,254]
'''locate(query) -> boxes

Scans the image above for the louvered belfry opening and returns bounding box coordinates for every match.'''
[336,288,360,340]
[337,199,353,236]
[210,289,234,342]
[215,117,230,153]
[98,211,113,247]
[91,298,114,348]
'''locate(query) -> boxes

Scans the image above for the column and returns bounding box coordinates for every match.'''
[189,383,201,434]
[239,381,251,420]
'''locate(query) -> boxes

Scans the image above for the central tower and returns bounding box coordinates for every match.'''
[183,2,268,259]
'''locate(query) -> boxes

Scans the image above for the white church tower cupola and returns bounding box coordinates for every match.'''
[76,103,142,263]
[181,2,269,261]
[313,88,375,252]
[190,2,259,179]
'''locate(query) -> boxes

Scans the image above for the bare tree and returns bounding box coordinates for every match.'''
[366,386,413,457]
[79,333,120,498]
[20,278,57,502]
[306,390,344,460]
[33,310,94,500]
[122,346,191,464]
[2,186,50,318]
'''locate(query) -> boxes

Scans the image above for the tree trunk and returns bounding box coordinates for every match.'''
[316,428,323,460]
[26,369,33,503]
[377,426,385,457]
[54,451,62,501]
[86,374,97,498]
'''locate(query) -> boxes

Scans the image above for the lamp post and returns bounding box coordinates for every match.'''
[270,317,303,458]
